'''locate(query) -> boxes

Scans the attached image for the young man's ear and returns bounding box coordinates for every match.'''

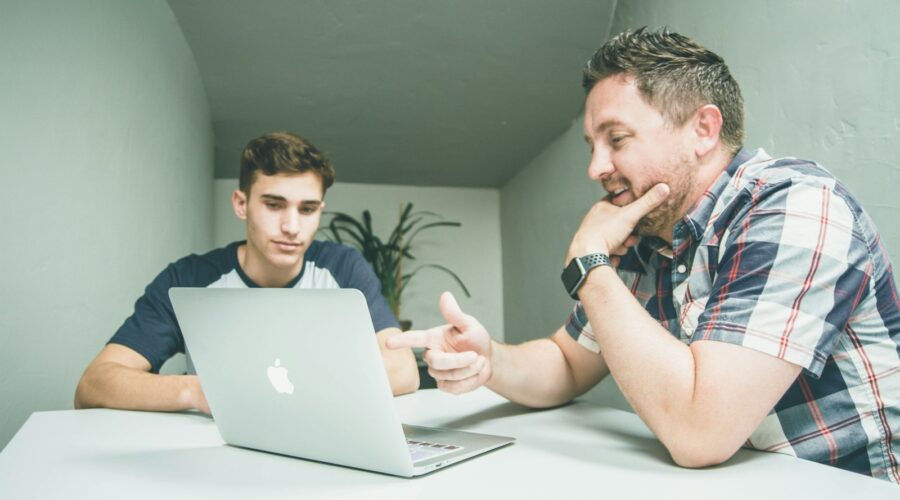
[693,104,723,157]
[232,189,248,220]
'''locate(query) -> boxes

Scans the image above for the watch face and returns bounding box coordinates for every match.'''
[561,258,584,297]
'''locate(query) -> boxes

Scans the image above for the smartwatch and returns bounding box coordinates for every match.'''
[561,253,611,300]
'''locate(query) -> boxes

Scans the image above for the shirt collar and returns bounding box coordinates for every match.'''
[677,147,753,243]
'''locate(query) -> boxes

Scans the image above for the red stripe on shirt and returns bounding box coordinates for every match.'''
[845,325,900,482]
[702,179,761,340]
[798,375,840,465]
[779,186,830,358]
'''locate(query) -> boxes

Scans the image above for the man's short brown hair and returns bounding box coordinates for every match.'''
[239,132,336,194]
[583,27,745,154]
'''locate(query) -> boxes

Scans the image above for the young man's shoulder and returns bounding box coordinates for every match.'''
[162,241,243,288]
[303,240,374,284]
[305,239,363,264]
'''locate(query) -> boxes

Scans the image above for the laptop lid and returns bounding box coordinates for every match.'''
[169,287,513,477]
[170,287,416,476]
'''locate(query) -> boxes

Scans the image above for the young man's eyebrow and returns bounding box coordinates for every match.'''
[259,194,322,205]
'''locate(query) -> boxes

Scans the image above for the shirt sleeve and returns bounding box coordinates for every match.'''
[693,177,871,377]
[565,302,602,353]
[108,264,184,373]
[340,249,401,332]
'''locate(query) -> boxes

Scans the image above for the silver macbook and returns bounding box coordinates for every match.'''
[169,287,514,477]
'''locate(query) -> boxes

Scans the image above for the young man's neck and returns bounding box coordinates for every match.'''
[237,244,304,288]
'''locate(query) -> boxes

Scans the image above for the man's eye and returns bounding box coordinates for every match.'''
[610,135,626,145]
[300,206,316,214]
[265,202,280,209]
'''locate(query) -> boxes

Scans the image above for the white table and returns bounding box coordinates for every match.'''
[0,389,895,499]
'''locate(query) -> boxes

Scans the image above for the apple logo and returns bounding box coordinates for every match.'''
[266,358,295,395]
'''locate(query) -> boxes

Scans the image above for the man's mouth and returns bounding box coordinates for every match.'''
[609,187,630,205]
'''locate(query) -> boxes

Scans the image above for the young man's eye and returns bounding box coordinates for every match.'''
[265,202,281,210]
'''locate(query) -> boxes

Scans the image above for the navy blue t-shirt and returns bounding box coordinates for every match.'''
[109,240,399,373]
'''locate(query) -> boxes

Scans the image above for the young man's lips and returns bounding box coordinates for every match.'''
[274,241,301,250]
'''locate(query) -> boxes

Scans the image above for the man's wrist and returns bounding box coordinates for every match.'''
[579,264,618,297]
[562,253,611,300]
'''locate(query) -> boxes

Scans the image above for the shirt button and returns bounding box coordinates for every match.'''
[677,264,687,273]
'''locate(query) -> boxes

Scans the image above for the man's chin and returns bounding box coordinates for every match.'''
[635,215,668,238]
[266,252,303,269]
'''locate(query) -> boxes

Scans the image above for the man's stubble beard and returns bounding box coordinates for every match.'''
[634,156,696,238]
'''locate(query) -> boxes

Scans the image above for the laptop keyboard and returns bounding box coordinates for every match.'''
[407,439,463,462]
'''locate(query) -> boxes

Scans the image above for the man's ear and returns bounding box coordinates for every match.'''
[232,189,248,220]
[693,104,723,157]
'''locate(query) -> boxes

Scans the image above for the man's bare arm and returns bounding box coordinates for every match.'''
[485,327,609,408]
[386,293,609,406]
[74,343,208,413]
[579,266,801,467]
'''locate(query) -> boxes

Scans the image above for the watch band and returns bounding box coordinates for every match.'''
[578,253,610,270]
[561,253,611,300]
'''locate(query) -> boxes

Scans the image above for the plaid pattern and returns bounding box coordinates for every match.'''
[566,148,900,482]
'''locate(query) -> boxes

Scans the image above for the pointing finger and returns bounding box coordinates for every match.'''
[384,327,445,350]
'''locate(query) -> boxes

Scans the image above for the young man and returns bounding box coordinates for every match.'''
[389,29,900,482]
[76,132,419,413]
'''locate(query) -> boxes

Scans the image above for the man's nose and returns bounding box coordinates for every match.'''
[588,149,614,180]
[281,211,301,237]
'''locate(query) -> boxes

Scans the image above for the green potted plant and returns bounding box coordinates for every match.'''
[325,202,470,328]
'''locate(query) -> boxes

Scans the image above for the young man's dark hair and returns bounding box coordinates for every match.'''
[582,27,745,154]
[239,132,336,194]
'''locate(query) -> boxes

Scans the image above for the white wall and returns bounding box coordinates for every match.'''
[500,0,900,409]
[213,180,504,340]
[0,0,213,449]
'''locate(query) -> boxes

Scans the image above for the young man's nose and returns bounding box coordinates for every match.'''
[281,211,301,236]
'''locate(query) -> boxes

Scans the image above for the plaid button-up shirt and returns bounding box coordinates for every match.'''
[566,148,900,482]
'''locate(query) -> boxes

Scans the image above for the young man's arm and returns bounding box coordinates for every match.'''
[74,343,208,413]
[376,327,419,395]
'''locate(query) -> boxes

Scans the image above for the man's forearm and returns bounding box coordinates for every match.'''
[578,267,713,456]
[74,362,204,412]
[486,338,583,408]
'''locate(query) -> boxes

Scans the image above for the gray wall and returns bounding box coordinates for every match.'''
[499,0,900,408]
[0,0,213,450]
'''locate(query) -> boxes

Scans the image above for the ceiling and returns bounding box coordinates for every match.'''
[167,0,616,187]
